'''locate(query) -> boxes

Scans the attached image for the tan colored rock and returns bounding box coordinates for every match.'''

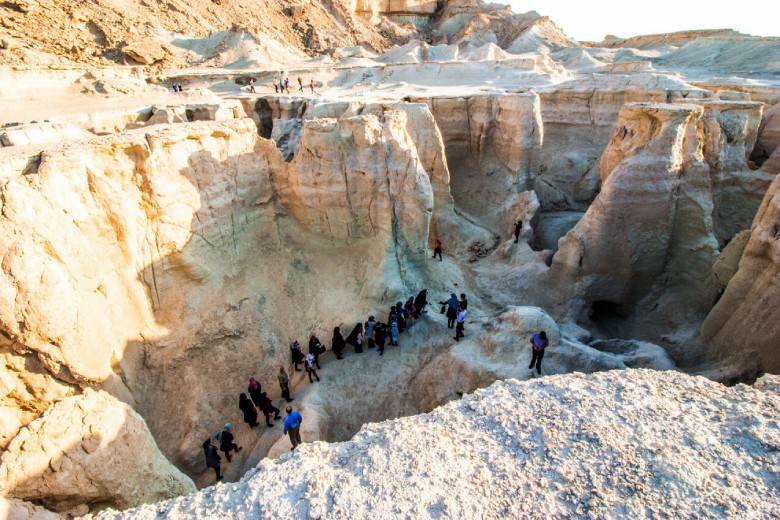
[547,103,719,360]
[712,230,751,292]
[700,172,780,373]
[0,388,195,512]
[752,102,780,165]
[122,40,168,66]
[0,496,60,519]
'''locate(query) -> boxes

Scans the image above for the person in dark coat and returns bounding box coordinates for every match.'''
[514,220,523,243]
[404,297,417,326]
[346,323,363,353]
[332,327,346,360]
[414,289,429,317]
[217,423,241,462]
[277,366,293,402]
[460,293,468,310]
[395,301,407,332]
[238,393,260,428]
[257,391,281,426]
[528,330,549,375]
[202,439,223,481]
[433,236,443,261]
[439,293,460,328]
[309,335,324,368]
[374,321,387,356]
[290,340,304,371]
[247,378,263,408]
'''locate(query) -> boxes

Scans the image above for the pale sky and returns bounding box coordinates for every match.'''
[503,0,780,42]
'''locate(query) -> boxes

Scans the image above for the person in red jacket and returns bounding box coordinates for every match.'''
[433,236,443,261]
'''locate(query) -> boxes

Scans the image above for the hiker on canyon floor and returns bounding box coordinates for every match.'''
[290,340,304,372]
[298,77,303,91]
[310,78,315,93]
[202,439,223,481]
[433,236,443,261]
[247,378,263,408]
[304,353,320,382]
[248,78,255,93]
[364,316,376,349]
[346,322,364,353]
[257,391,281,426]
[238,393,260,428]
[460,293,468,310]
[332,326,346,360]
[440,293,460,329]
[278,366,293,402]
[414,289,430,316]
[374,321,387,355]
[217,423,242,462]
[395,301,407,332]
[308,335,325,368]
[404,298,417,326]
[273,75,279,93]
[514,220,523,243]
[389,318,399,346]
[454,304,467,341]
[528,330,549,375]
[283,406,303,450]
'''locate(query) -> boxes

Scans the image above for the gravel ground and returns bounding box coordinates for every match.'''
[92,369,780,519]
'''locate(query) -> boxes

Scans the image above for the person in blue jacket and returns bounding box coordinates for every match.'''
[528,330,549,375]
[283,406,303,450]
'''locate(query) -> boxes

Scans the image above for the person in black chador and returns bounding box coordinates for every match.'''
[332,326,346,360]
[238,393,260,428]
[346,322,364,353]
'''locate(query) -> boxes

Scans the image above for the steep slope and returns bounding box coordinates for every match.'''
[93,369,780,519]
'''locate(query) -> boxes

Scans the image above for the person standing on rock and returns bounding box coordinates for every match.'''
[290,340,304,372]
[440,293,460,329]
[304,353,321,382]
[217,423,241,462]
[238,393,260,428]
[514,220,523,243]
[278,366,293,402]
[332,326,346,360]
[346,322,364,353]
[308,335,325,368]
[374,321,387,355]
[454,304,467,341]
[283,406,303,450]
[364,316,376,349]
[528,330,549,375]
[433,236,443,261]
[258,391,282,427]
[202,439,223,481]
[414,289,430,316]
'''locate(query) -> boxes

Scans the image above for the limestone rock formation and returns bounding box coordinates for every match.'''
[700,172,780,373]
[0,389,195,513]
[0,497,60,520]
[547,102,719,360]
[92,370,780,519]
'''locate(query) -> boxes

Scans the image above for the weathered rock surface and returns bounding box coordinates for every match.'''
[0,496,60,519]
[0,389,195,513]
[92,369,780,519]
[547,102,719,360]
[700,172,780,373]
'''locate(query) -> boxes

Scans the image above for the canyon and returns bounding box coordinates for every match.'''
[1,0,779,517]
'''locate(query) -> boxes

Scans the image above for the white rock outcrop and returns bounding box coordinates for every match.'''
[0,389,195,513]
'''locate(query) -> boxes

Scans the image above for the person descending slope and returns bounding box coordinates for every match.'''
[414,289,430,316]
[283,406,303,450]
[277,366,293,402]
[257,391,281,427]
[238,393,260,428]
[202,439,223,481]
[332,326,346,360]
[514,220,523,243]
[216,423,241,462]
[290,340,304,372]
[528,330,549,375]
[440,293,460,329]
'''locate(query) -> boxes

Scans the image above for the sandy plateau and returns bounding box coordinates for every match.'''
[0,0,779,517]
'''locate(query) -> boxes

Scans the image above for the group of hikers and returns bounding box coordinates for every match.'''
[270,74,316,94]
[202,228,555,483]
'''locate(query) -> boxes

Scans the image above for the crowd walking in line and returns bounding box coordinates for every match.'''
[204,276,550,483]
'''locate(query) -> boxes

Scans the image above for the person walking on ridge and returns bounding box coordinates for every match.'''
[202,439,223,481]
[514,220,523,243]
[278,366,293,402]
[283,406,303,450]
[217,423,241,462]
[273,74,279,93]
[528,330,549,375]
[238,393,260,428]
[433,236,443,261]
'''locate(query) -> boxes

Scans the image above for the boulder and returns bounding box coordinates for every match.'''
[0,389,195,513]
[122,40,167,66]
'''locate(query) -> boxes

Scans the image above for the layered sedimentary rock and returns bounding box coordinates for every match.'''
[700,172,780,373]
[547,103,719,361]
[0,389,195,513]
